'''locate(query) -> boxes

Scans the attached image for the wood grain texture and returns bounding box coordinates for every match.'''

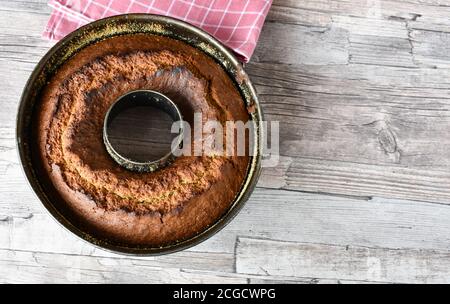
[1,0,450,283]
[7,187,450,253]
[236,237,450,284]
[0,249,246,284]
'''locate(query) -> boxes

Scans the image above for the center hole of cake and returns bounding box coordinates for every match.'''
[107,105,177,163]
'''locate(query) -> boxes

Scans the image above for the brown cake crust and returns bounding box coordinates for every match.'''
[35,34,250,246]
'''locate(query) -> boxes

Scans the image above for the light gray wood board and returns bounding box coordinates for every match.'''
[237,237,450,284]
[2,0,450,283]
[5,183,450,283]
[0,247,389,284]
[0,249,246,284]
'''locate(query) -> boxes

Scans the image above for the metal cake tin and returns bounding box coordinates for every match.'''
[16,14,263,255]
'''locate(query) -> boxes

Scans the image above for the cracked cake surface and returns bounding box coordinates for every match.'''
[35,34,250,246]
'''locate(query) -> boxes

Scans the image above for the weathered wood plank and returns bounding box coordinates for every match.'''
[0,4,50,37]
[259,1,450,68]
[267,4,331,27]
[0,247,390,284]
[6,183,450,256]
[272,0,450,25]
[333,15,408,38]
[248,277,382,284]
[236,237,450,284]
[247,62,450,203]
[253,22,350,65]
[195,188,450,253]
[410,28,450,68]
[348,34,415,67]
[281,158,450,203]
[0,0,50,15]
[0,249,244,283]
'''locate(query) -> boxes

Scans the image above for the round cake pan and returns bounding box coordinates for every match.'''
[16,14,262,255]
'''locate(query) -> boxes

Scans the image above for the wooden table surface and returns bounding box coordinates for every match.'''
[2,0,450,284]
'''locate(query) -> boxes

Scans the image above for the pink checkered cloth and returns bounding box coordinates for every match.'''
[43,0,272,62]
